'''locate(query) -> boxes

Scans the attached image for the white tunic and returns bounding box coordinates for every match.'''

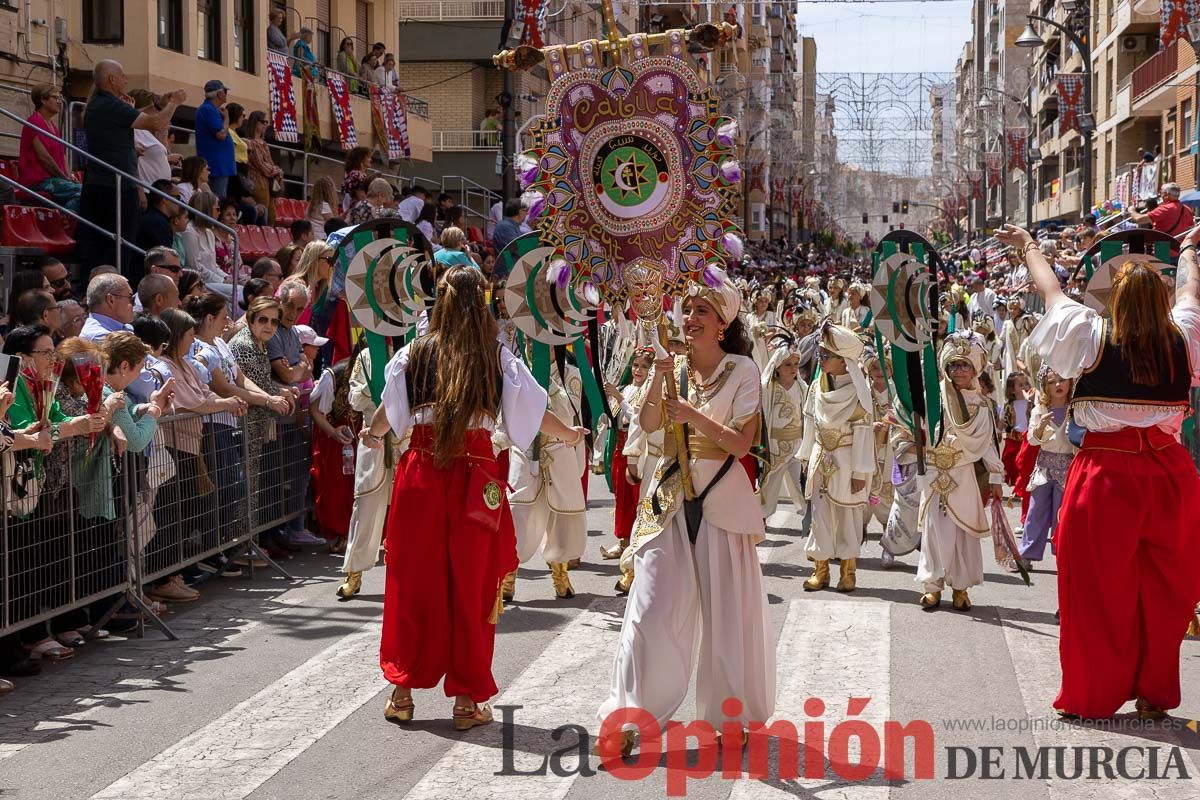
[1028,298,1200,434]
[380,343,546,452]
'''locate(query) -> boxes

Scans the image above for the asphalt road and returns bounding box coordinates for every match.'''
[2,484,1198,800]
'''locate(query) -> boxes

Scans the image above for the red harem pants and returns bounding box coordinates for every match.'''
[1054,426,1200,718]
[380,426,518,702]
[610,430,637,540]
[1014,439,1040,521]
[1001,436,1022,487]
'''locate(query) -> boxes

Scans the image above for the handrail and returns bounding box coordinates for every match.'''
[0,166,147,261]
[0,105,239,278]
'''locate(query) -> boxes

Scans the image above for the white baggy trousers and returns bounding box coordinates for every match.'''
[598,515,777,729]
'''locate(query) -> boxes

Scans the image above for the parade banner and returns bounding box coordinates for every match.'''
[370,86,411,160]
[750,161,767,193]
[521,0,550,47]
[326,72,358,150]
[772,177,786,205]
[1056,74,1085,136]
[985,151,1003,188]
[266,51,299,144]
[301,72,321,151]
[1005,127,1028,171]
[1160,0,1200,50]
[790,186,803,207]
[967,170,984,199]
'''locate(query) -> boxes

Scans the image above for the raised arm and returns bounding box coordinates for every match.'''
[1176,224,1200,309]
[995,224,1067,309]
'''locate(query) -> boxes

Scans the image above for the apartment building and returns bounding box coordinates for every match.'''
[0,1,433,164]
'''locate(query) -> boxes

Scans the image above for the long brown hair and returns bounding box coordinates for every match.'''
[425,265,500,467]
[1109,262,1176,386]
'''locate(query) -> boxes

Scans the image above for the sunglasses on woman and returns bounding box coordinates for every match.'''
[255,316,280,326]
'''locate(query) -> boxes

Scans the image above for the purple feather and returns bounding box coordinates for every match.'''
[702,264,725,288]
[716,120,738,148]
[547,259,570,289]
[526,194,545,221]
[720,159,742,184]
[580,281,600,306]
[518,154,539,189]
[722,232,744,260]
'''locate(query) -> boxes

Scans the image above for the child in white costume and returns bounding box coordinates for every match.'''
[507,362,587,599]
[337,348,404,599]
[760,340,808,518]
[798,322,876,592]
[916,331,1005,611]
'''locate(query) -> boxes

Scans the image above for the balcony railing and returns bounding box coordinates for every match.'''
[432,130,501,151]
[1063,168,1082,192]
[1132,40,1177,100]
[396,0,504,20]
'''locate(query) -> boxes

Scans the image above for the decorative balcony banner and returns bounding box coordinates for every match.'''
[520,0,549,48]
[370,86,411,160]
[771,176,786,204]
[1114,172,1130,209]
[749,162,766,193]
[1160,0,1200,50]
[326,73,358,150]
[302,73,321,151]
[968,170,984,199]
[266,51,299,144]
[1005,127,1028,171]
[790,186,803,206]
[1056,74,1086,135]
[985,151,1003,188]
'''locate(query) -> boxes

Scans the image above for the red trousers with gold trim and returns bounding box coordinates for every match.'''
[1054,426,1200,718]
[380,426,518,702]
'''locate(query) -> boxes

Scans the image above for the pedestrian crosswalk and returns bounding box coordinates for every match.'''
[4,499,1199,800]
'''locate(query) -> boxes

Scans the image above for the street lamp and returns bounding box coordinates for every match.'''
[1017,11,1094,221]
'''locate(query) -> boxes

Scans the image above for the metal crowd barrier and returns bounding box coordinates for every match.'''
[0,411,312,641]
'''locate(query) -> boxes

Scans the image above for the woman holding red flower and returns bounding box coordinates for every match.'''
[2,324,108,661]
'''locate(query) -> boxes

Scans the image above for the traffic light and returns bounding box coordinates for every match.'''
[882,214,888,223]
[892,201,900,213]
[862,213,868,224]
[902,199,910,214]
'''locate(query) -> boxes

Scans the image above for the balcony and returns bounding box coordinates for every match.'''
[1132,40,1177,102]
[396,1,503,19]
[432,130,501,151]
[1113,0,1160,40]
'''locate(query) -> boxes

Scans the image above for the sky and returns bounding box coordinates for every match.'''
[795,0,974,74]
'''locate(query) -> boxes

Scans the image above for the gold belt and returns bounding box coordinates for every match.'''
[688,434,732,461]
[772,426,803,441]
[816,426,853,453]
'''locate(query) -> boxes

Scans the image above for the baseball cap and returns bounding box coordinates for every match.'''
[204,80,229,94]
[294,324,330,348]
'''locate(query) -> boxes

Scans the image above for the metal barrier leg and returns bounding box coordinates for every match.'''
[244,540,295,581]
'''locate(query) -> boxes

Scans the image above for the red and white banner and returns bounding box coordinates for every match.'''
[1161,0,1200,50]
[521,0,550,47]
[302,73,321,151]
[771,177,786,204]
[968,170,984,199]
[370,86,411,160]
[266,51,298,143]
[1005,127,1028,171]
[326,72,357,150]
[790,186,803,206]
[749,162,766,193]
[1056,74,1086,136]
[985,151,1003,188]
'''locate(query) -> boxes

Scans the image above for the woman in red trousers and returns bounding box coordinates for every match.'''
[360,265,587,730]
[998,222,1200,720]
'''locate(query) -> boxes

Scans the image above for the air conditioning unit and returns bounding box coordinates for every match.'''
[1120,35,1151,53]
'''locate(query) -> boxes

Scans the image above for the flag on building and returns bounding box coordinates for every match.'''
[985,151,1003,188]
[370,86,411,161]
[326,73,358,150]
[772,177,786,204]
[267,51,299,144]
[302,73,321,151]
[749,162,766,193]
[968,170,984,199]
[1056,74,1086,135]
[521,0,549,47]
[1005,127,1028,171]
[1160,0,1200,50]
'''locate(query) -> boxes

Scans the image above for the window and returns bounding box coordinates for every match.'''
[83,0,123,43]
[158,0,182,52]
[234,0,255,72]
[198,0,221,62]
[356,1,369,48]
[1182,100,1194,154]
[1166,111,1177,158]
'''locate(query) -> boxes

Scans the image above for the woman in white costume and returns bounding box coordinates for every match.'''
[798,322,875,592]
[760,338,808,519]
[746,288,777,370]
[507,361,587,600]
[862,349,894,532]
[839,281,872,330]
[335,348,403,598]
[916,331,1004,611]
[597,272,775,755]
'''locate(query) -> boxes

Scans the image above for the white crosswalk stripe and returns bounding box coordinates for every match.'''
[401,597,625,800]
[89,625,383,800]
[730,599,891,799]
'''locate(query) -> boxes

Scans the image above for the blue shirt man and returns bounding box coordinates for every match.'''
[195,80,235,197]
